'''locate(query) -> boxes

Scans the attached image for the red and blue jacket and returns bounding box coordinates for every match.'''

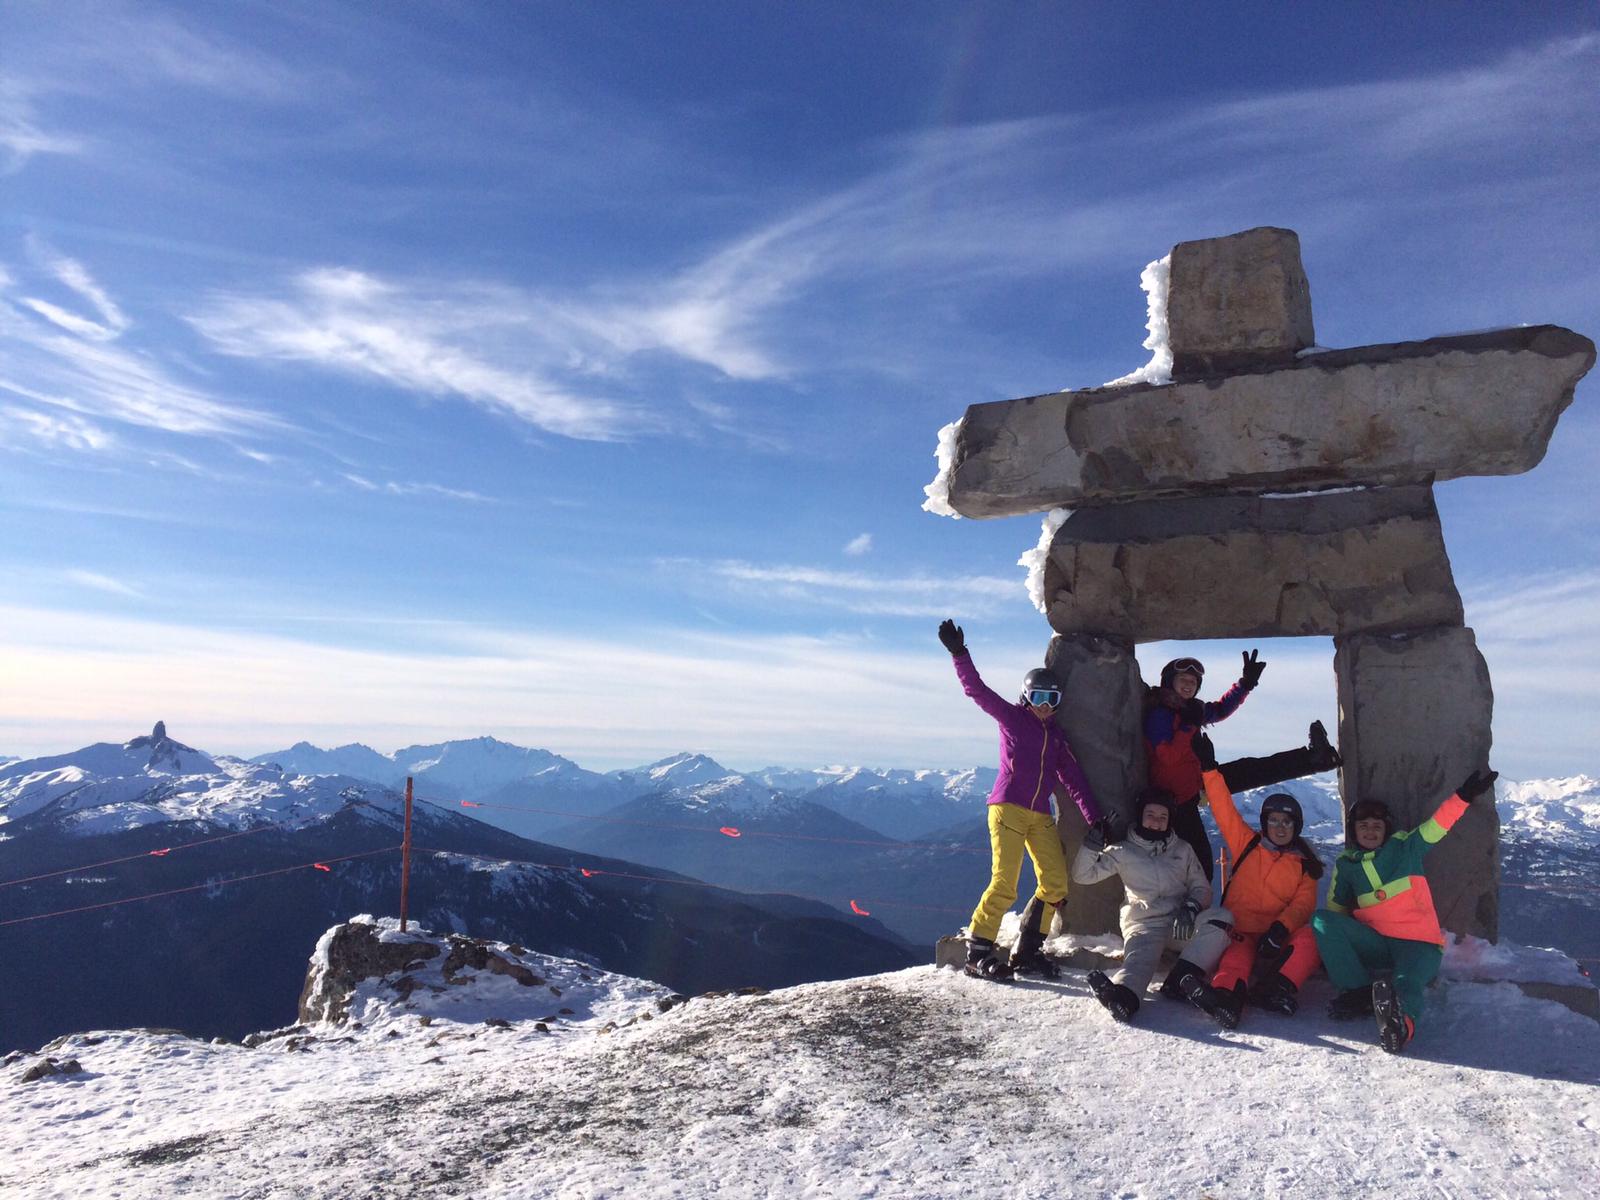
[953,652,1101,822]
[1143,679,1250,804]
[1326,793,1468,945]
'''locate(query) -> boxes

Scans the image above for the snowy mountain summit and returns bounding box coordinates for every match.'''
[0,723,395,835]
[4,919,1596,1199]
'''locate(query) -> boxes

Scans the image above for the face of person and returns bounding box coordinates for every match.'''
[1140,804,1170,832]
[1263,812,1296,847]
[1353,818,1387,850]
[1172,673,1200,700]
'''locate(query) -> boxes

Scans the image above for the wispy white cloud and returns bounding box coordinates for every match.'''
[1,252,280,442]
[672,559,1020,619]
[843,533,872,557]
[190,268,647,442]
[63,569,143,599]
[343,473,494,503]
[0,404,115,452]
[0,77,80,172]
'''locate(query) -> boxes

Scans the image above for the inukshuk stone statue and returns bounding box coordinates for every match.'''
[931,227,1594,940]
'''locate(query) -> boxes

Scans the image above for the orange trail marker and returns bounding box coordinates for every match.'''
[148,848,171,857]
[580,868,596,878]
[850,900,871,916]
[313,862,331,872]
[460,800,481,807]
[719,826,742,838]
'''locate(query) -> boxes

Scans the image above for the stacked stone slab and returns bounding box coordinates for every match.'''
[937,226,1594,943]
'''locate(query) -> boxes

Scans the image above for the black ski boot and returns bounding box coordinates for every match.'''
[1211,981,1247,1030]
[1158,958,1216,1012]
[1308,720,1343,772]
[1009,896,1062,979]
[1249,972,1299,1016]
[964,936,1014,982]
[1372,978,1414,1054]
[1087,969,1139,1023]
[1326,986,1374,1021]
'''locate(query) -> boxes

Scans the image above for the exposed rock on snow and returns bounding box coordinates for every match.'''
[298,917,671,1035]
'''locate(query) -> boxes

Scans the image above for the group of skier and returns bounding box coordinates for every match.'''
[937,618,1495,1056]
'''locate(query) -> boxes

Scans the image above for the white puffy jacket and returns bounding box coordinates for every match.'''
[1072,829,1213,937]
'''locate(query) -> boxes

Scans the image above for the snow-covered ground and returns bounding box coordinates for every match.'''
[5,923,1596,1200]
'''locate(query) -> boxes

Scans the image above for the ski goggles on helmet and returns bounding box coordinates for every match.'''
[1027,688,1062,708]
[1167,657,1204,680]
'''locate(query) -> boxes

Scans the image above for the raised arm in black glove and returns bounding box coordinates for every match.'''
[1257,920,1290,963]
[1456,768,1499,804]
[937,619,966,656]
[1191,730,1219,772]
[1173,899,1201,942]
[1082,812,1127,853]
[1240,648,1266,690]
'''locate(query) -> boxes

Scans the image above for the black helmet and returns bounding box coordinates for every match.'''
[1160,657,1205,689]
[1346,799,1395,845]
[1260,792,1304,839]
[1020,667,1063,709]
[1134,787,1176,840]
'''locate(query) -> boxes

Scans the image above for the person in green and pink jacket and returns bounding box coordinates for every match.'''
[1311,767,1497,1053]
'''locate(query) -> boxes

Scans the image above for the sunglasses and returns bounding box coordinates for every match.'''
[1027,689,1062,708]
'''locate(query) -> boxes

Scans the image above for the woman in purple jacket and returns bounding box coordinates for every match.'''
[939,619,1103,981]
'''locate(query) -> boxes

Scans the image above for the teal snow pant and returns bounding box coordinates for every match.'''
[1311,909,1442,1025]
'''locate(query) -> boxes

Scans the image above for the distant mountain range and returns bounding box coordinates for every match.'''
[7,726,1595,1052]
[0,725,919,1053]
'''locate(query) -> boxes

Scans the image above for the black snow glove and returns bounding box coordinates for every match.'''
[1456,768,1499,805]
[1257,921,1290,964]
[937,619,966,656]
[1191,731,1219,773]
[1083,812,1126,852]
[1172,900,1201,942]
[1240,649,1266,690]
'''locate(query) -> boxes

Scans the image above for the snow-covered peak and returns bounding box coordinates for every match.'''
[612,752,732,791]
[0,726,397,835]
[1498,775,1600,848]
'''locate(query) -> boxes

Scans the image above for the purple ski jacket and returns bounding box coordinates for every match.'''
[953,651,1101,822]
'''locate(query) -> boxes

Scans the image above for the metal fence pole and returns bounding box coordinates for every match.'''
[400,776,414,931]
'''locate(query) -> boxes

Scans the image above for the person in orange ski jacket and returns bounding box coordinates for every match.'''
[1192,732,1323,1028]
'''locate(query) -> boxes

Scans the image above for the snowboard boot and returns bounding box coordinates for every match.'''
[1326,986,1375,1021]
[1159,959,1216,1013]
[1373,978,1415,1054]
[1086,969,1140,1023]
[964,936,1015,982]
[1211,981,1247,1030]
[1308,720,1343,772]
[1249,972,1299,1016]
[1009,896,1062,979]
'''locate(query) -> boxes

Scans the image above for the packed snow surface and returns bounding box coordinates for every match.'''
[5,946,1595,1199]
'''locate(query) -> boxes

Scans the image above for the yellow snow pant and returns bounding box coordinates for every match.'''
[969,802,1070,943]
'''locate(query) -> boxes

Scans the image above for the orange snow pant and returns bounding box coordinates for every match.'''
[1212,924,1321,991]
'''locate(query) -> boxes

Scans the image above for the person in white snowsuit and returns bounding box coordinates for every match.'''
[1071,789,1234,1022]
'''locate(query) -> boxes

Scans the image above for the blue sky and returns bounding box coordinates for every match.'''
[2,2,1597,777]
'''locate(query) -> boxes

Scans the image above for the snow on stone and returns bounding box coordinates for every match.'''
[4,948,1595,1199]
[920,418,962,518]
[1018,507,1070,613]
[1101,253,1173,388]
